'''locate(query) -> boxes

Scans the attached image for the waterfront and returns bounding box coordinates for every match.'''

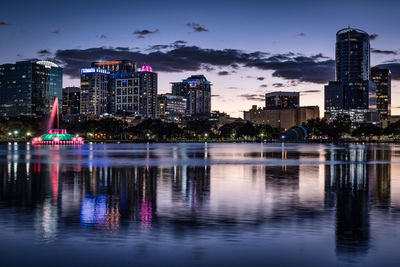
[0,143,400,266]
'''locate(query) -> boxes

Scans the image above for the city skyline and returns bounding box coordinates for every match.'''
[1,0,400,117]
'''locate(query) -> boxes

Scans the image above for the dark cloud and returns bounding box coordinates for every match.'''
[372,49,397,55]
[146,44,170,51]
[50,29,60,34]
[260,84,268,88]
[186,23,208,32]
[272,83,284,88]
[16,54,23,57]
[369,34,379,40]
[174,40,187,45]
[38,49,51,56]
[115,47,130,51]
[218,71,230,76]
[240,94,264,101]
[297,33,305,37]
[257,77,264,80]
[375,63,400,79]
[230,63,239,69]
[226,86,240,90]
[0,21,10,26]
[96,34,107,39]
[211,94,220,97]
[133,29,159,38]
[54,45,335,83]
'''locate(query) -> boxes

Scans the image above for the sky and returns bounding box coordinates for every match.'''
[1,0,400,117]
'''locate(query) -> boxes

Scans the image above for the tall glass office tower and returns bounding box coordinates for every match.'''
[0,60,62,117]
[325,27,378,123]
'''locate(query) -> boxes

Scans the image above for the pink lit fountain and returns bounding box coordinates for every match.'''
[32,97,84,145]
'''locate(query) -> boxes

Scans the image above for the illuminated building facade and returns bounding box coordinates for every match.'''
[91,62,157,118]
[0,60,62,117]
[62,87,80,115]
[171,75,211,115]
[157,94,187,121]
[92,60,136,114]
[80,68,109,116]
[244,105,319,129]
[265,91,299,109]
[371,67,391,122]
[324,27,378,123]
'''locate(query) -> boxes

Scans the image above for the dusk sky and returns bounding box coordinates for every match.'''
[1,0,400,117]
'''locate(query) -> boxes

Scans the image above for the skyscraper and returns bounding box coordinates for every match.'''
[62,87,80,115]
[80,68,109,116]
[0,60,62,117]
[371,67,391,122]
[324,27,378,123]
[92,60,136,114]
[171,75,211,115]
[112,64,157,118]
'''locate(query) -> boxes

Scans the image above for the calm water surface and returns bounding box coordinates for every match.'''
[0,143,400,266]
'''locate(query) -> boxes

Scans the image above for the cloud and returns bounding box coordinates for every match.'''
[297,33,305,37]
[186,23,208,32]
[218,71,230,76]
[96,34,107,39]
[369,34,378,40]
[133,29,159,38]
[0,21,10,26]
[260,84,268,88]
[174,40,187,45]
[272,83,284,88]
[54,45,335,83]
[50,29,60,34]
[372,48,397,55]
[240,94,265,101]
[226,86,240,90]
[211,94,220,97]
[375,63,400,79]
[257,77,264,80]
[38,49,52,56]
[115,47,130,51]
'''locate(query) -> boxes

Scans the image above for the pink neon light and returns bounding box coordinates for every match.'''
[140,64,153,72]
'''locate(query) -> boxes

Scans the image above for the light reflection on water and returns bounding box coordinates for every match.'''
[0,143,399,266]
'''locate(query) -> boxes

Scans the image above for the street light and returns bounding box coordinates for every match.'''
[14,130,18,136]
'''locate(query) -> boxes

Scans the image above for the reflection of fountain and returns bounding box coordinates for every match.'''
[32,97,84,145]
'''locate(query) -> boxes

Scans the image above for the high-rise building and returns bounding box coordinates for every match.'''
[62,87,80,115]
[92,60,136,74]
[265,92,299,109]
[111,64,157,118]
[80,68,109,116]
[136,64,158,118]
[171,75,211,115]
[371,67,391,122]
[157,94,187,122]
[92,60,136,114]
[0,60,62,117]
[324,27,378,123]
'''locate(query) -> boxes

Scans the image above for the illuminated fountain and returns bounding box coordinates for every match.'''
[32,97,84,145]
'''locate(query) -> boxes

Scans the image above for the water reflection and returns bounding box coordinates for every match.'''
[0,143,399,265]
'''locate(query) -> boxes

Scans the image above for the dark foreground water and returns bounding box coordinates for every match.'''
[0,143,400,266]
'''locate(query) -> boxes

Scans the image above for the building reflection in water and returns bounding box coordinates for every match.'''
[324,145,391,259]
[0,143,395,262]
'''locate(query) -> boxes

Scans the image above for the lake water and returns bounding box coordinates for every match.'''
[0,142,400,266]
